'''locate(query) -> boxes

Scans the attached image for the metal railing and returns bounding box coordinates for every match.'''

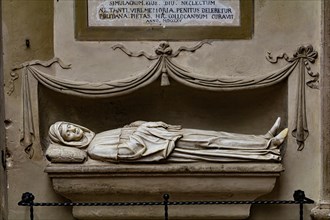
[18,190,314,220]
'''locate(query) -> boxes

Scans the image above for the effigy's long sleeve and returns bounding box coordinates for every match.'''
[117,122,183,162]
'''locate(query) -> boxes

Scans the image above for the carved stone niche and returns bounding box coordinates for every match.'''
[8,42,297,219]
[45,161,283,220]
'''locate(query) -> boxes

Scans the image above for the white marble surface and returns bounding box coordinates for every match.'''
[88,0,240,27]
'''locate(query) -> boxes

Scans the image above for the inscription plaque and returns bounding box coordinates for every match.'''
[88,0,240,27]
[75,0,253,40]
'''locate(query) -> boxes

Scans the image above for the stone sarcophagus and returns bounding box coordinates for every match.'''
[43,115,287,219]
[45,162,283,220]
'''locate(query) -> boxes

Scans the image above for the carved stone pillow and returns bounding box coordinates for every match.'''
[46,145,87,163]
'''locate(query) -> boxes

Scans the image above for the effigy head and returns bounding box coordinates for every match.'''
[49,122,95,148]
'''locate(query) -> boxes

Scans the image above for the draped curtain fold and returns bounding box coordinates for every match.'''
[10,44,318,157]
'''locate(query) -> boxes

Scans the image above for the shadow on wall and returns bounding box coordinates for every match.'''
[39,79,288,151]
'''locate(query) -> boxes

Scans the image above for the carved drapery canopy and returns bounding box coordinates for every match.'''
[9,42,318,157]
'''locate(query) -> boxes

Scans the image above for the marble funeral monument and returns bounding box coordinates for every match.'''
[10,40,319,219]
[3,1,326,219]
[45,118,287,219]
[6,37,319,219]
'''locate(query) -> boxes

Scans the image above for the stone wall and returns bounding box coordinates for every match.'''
[2,0,323,219]
[0,1,6,219]
[2,0,73,219]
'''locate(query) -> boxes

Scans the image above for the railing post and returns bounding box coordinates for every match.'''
[293,190,305,220]
[18,192,35,220]
[163,194,169,220]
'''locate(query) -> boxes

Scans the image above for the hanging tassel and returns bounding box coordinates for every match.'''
[161,72,170,86]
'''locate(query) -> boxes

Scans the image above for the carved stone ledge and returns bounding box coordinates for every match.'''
[45,162,283,220]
